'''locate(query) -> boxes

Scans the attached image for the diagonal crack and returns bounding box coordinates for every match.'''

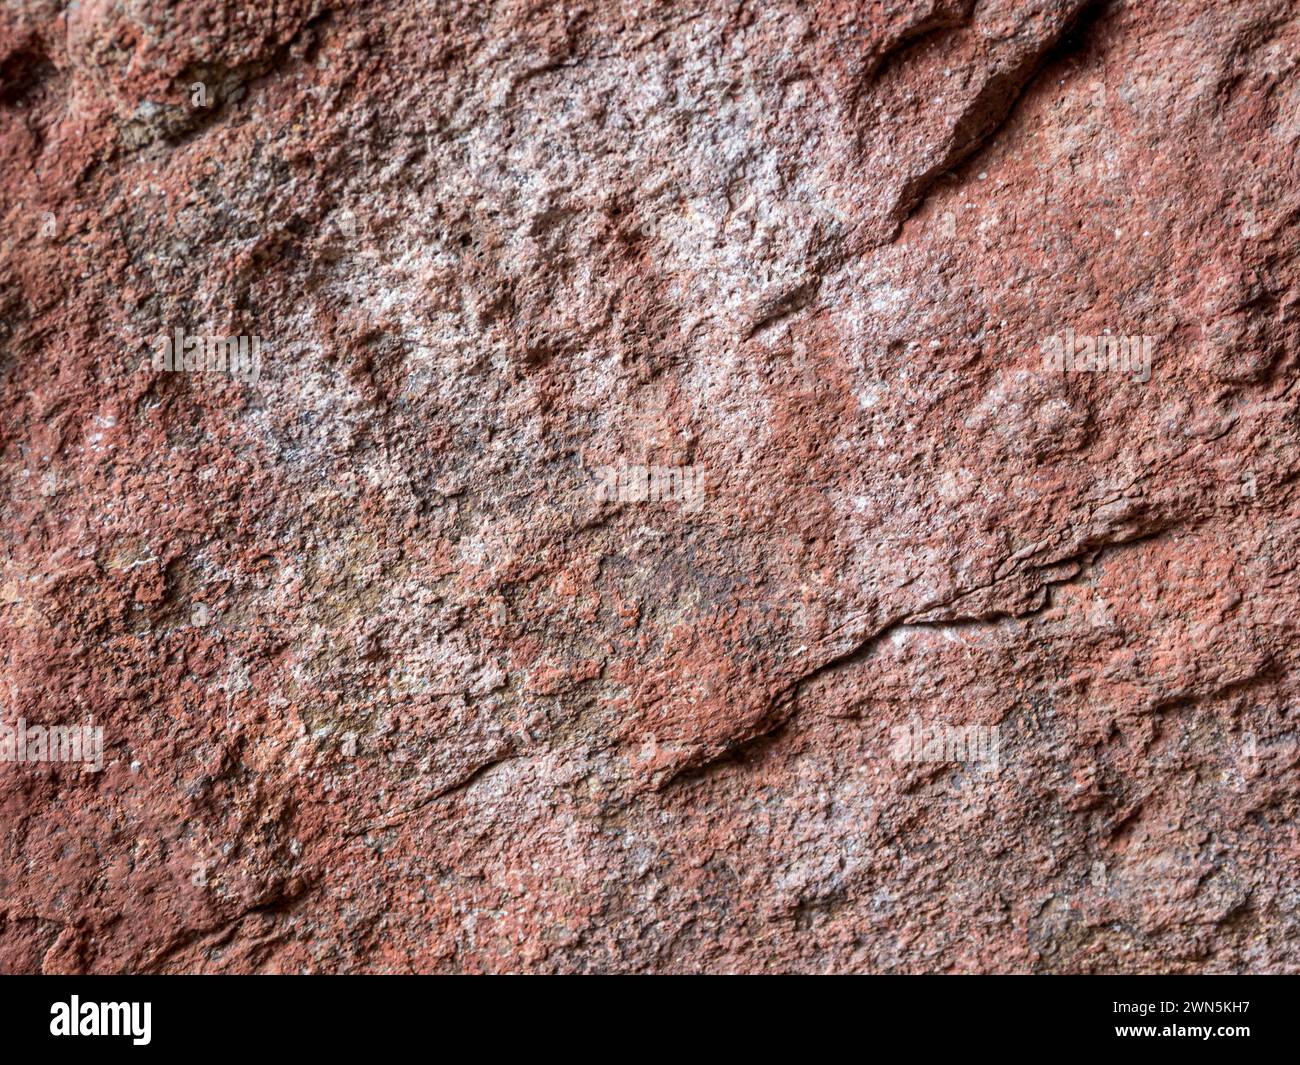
[659,528,1170,792]
[865,0,1109,248]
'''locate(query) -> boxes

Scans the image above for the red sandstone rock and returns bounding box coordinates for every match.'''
[1,0,1298,973]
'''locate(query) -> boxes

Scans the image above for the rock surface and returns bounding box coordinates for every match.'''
[2,0,1298,973]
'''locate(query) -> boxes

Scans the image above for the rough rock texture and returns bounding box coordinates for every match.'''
[2,0,1299,974]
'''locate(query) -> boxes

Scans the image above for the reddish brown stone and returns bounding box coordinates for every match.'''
[2,0,1298,973]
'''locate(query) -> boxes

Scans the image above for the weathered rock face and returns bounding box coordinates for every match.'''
[2,0,1298,974]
